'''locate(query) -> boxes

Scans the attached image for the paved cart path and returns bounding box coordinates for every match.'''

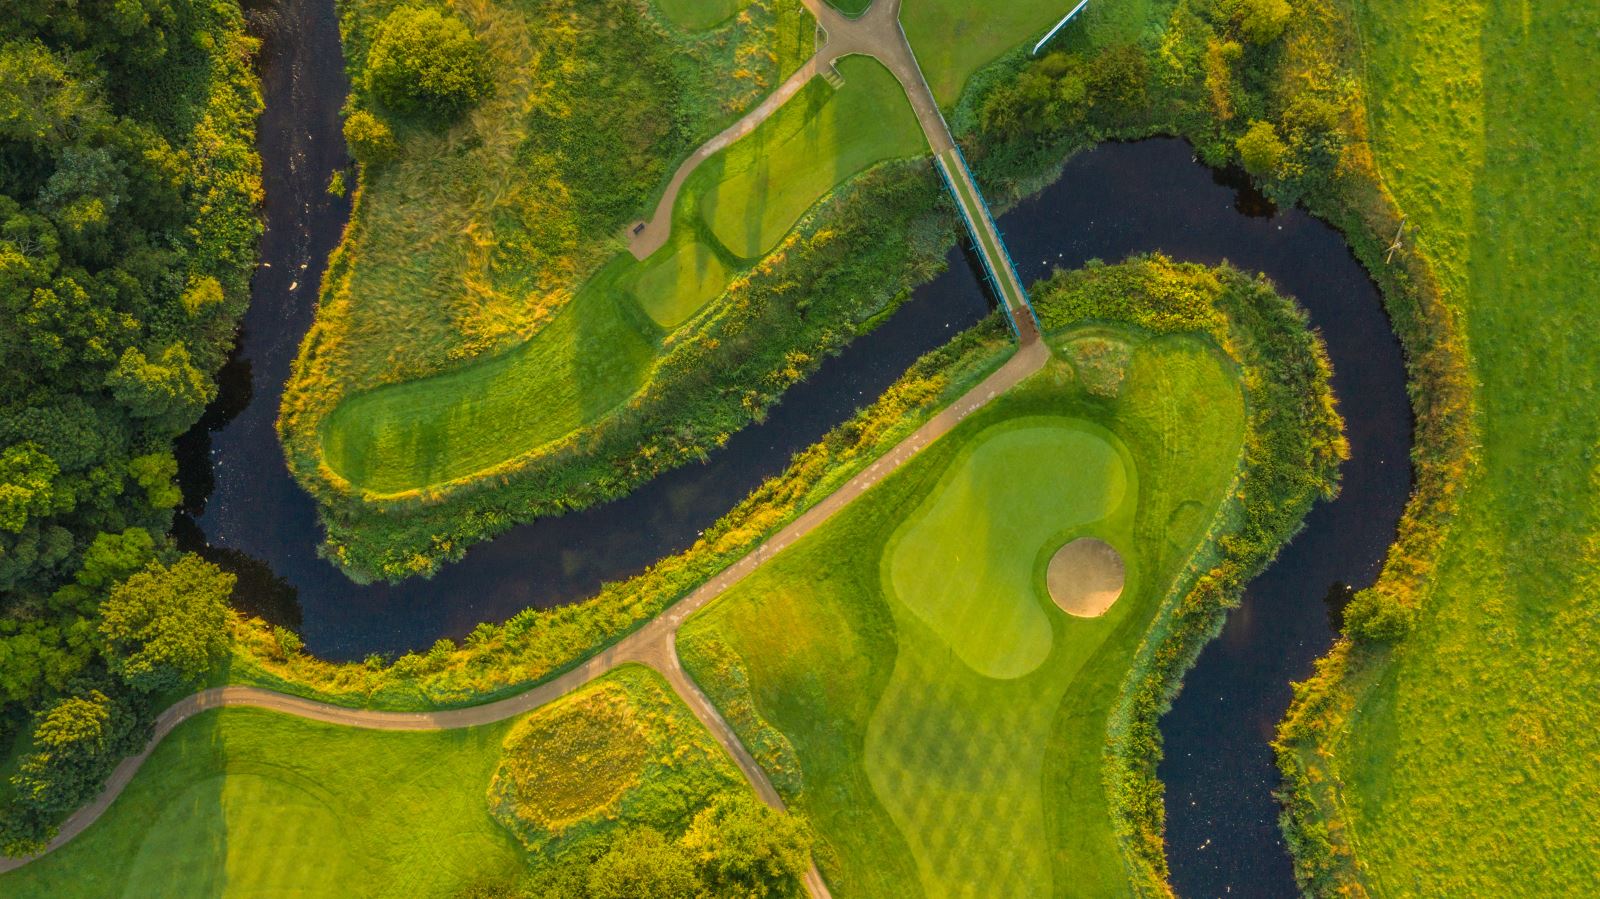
[0,337,1049,895]
[1,5,1052,896]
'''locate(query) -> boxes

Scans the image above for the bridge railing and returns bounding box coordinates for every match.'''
[935,154,1020,338]
[947,146,1043,333]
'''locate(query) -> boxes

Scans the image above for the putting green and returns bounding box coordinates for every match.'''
[884,417,1130,679]
[701,56,926,259]
[680,328,1248,897]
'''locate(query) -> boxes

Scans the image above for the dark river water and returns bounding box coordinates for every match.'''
[178,1,1412,895]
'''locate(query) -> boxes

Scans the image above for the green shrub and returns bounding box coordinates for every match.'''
[342,108,397,164]
[365,6,491,120]
[1341,588,1414,643]
[1236,119,1287,177]
[1235,0,1293,45]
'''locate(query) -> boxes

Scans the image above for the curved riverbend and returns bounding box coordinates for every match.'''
[176,0,1411,893]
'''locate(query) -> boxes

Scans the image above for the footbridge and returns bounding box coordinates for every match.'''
[799,0,1042,343]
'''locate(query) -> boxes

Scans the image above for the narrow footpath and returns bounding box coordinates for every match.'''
[0,3,1050,895]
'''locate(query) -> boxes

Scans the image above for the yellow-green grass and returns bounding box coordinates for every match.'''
[1299,0,1600,892]
[489,666,746,854]
[700,56,927,259]
[318,56,925,494]
[632,239,734,328]
[680,329,1246,896]
[657,0,750,31]
[0,667,752,897]
[320,264,658,493]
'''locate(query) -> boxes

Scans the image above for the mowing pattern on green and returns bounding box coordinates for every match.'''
[321,276,656,492]
[884,418,1129,679]
[680,333,1246,897]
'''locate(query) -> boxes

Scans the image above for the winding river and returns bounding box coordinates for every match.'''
[176,0,1412,894]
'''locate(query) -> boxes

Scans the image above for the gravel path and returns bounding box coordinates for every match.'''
[0,6,1049,896]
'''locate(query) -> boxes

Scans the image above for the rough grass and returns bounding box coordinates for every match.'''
[0,667,750,897]
[679,330,1246,897]
[657,0,750,30]
[701,56,927,259]
[315,54,925,495]
[487,666,746,855]
[1295,0,1600,892]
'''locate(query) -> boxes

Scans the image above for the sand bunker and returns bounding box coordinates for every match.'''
[1047,538,1126,617]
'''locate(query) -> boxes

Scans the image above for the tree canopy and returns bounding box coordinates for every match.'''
[98,555,235,693]
[365,6,491,120]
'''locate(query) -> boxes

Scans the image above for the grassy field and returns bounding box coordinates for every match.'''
[1292,0,1600,892]
[0,667,750,897]
[316,55,924,495]
[902,0,1113,107]
[680,328,1247,897]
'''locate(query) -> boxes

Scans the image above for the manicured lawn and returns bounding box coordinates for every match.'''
[884,417,1131,679]
[1310,0,1600,893]
[700,56,926,259]
[657,0,750,31]
[320,264,658,492]
[902,0,1079,106]
[318,55,924,493]
[0,709,524,898]
[680,329,1246,897]
[0,667,750,898]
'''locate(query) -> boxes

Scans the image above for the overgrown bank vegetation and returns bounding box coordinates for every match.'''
[230,323,1013,709]
[0,0,261,854]
[675,256,1343,896]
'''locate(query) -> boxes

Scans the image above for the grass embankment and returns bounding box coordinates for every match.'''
[0,667,751,898]
[317,56,926,495]
[678,257,1345,896]
[1276,0,1600,894]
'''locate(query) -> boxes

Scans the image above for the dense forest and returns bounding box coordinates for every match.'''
[0,0,261,850]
